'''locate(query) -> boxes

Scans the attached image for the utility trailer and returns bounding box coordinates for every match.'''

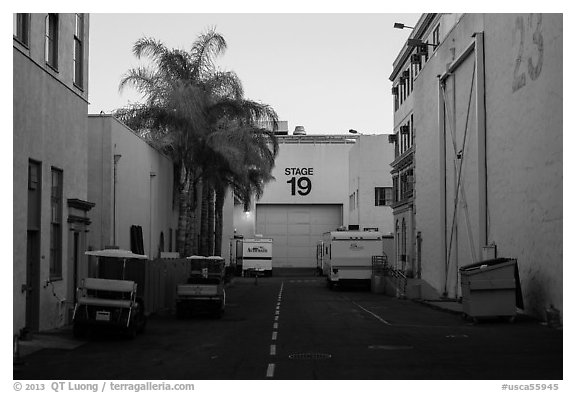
[322,230,384,289]
[240,238,273,277]
[176,256,226,318]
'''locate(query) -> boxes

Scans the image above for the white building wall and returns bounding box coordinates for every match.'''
[87,116,179,258]
[414,13,562,318]
[348,135,394,234]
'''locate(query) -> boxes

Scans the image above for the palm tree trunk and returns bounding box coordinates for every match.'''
[176,164,190,255]
[214,185,226,256]
[199,179,215,256]
[207,186,215,256]
[185,180,200,256]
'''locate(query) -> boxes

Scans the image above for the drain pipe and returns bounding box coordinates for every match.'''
[438,77,447,297]
[474,32,488,254]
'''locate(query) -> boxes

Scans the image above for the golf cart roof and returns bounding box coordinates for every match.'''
[85,249,148,260]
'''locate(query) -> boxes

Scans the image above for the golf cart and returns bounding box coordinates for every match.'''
[72,248,148,338]
[176,256,226,318]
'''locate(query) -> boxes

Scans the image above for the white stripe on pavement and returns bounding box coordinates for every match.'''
[353,301,392,325]
[266,363,275,378]
[270,344,276,356]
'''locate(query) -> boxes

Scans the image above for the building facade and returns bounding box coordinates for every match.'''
[87,115,181,258]
[234,133,359,269]
[407,13,562,318]
[234,130,396,270]
[348,135,395,234]
[389,14,451,275]
[13,13,91,334]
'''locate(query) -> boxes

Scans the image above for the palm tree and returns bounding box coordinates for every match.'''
[199,120,279,256]
[115,28,279,256]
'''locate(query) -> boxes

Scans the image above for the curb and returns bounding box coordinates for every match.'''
[411,298,463,315]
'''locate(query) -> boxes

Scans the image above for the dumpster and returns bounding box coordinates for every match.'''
[459,258,523,322]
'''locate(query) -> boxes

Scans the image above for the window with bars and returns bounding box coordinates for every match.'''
[50,168,63,279]
[73,13,84,87]
[375,187,394,206]
[13,13,29,46]
[45,14,58,69]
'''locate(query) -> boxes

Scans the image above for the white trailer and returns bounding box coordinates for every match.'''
[322,231,383,289]
[241,238,273,276]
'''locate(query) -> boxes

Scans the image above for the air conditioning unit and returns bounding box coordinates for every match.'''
[388,134,397,143]
[402,70,410,79]
[410,53,421,65]
[400,125,410,134]
[391,86,398,95]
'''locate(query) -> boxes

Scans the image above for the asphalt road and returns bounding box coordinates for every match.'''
[14,275,562,380]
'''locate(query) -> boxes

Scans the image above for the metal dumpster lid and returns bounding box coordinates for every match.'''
[460,258,516,272]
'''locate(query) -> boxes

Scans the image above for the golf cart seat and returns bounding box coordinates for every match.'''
[77,278,137,308]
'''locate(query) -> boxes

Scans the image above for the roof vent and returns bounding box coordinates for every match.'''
[293,126,306,135]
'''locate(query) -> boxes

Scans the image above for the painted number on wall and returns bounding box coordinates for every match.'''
[513,13,543,93]
[287,176,312,196]
[285,168,314,196]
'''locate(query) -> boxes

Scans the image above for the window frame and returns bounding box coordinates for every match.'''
[50,167,63,280]
[13,13,30,47]
[375,187,394,206]
[45,13,59,71]
[73,13,84,88]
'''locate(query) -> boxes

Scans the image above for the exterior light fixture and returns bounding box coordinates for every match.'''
[394,23,414,30]
[407,38,438,48]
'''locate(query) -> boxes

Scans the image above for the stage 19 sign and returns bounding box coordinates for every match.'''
[285,167,313,196]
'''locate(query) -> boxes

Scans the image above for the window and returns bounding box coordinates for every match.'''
[432,24,440,50]
[45,14,58,69]
[50,168,63,279]
[73,13,84,87]
[375,187,394,206]
[13,13,29,46]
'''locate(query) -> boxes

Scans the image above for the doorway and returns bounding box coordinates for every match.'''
[25,230,40,332]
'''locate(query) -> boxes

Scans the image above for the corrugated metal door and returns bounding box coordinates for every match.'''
[256,204,342,268]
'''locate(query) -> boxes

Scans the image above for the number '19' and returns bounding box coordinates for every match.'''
[287,176,312,196]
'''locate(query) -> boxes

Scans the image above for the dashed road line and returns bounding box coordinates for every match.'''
[266,281,284,378]
[266,363,275,378]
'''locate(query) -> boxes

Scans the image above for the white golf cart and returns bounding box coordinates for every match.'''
[72,249,148,338]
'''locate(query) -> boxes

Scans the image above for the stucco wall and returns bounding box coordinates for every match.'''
[414,13,562,317]
[348,135,394,233]
[258,139,354,217]
[87,116,179,259]
[13,47,89,332]
[483,14,563,317]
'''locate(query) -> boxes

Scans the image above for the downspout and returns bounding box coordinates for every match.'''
[438,77,447,296]
[474,32,488,254]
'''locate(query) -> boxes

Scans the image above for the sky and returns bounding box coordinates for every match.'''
[88,13,421,135]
